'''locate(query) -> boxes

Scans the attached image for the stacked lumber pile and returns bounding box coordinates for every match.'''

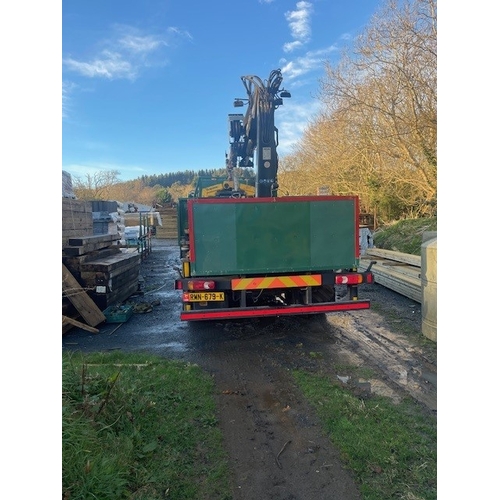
[155,207,177,239]
[359,248,422,303]
[62,194,144,333]
[124,211,161,228]
[91,200,126,238]
[62,198,93,248]
[63,234,141,311]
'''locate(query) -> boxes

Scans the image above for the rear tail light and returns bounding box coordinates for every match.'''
[188,280,215,291]
[335,272,373,285]
[335,274,363,285]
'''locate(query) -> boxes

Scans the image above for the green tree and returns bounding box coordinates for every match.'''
[154,187,172,205]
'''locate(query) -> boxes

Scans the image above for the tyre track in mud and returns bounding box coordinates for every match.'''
[195,328,364,500]
[326,310,437,412]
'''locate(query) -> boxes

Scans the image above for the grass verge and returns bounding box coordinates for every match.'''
[62,351,231,500]
[293,370,437,500]
[63,351,436,500]
[373,217,437,255]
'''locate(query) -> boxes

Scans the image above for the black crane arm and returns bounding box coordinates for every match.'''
[227,69,291,197]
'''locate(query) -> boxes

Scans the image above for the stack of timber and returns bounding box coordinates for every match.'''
[62,198,93,248]
[63,197,98,333]
[155,206,177,239]
[62,194,139,333]
[63,234,141,310]
[359,248,422,303]
[124,211,161,228]
[91,200,125,237]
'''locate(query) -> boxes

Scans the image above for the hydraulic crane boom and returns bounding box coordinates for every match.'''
[227,69,291,197]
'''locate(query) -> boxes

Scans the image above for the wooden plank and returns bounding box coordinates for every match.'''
[62,216,94,230]
[81,267,140,291]
[62,263,106,327]
[80,251,140,272]
[64,247,123,263]
[62,198,94,249]
[62,198,92,213]
[365,248,421,267]
[62,247,122,277]
[360,257,421,280]
[80,255,139,279]
[64,234,122,256]
[359,261,421,303]
[63,241,119,256]
[68,234,119,246]
[62,229,93,245]
[62,316,99,334]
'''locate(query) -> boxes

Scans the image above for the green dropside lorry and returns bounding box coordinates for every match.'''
[174,69,373,321]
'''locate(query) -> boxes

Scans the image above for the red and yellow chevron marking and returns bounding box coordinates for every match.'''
[231,274,322,290]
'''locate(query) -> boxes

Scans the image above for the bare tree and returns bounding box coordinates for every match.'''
[320,0,437,217]
[106,179,158,207]
[167,181,194,203]
[283,0,436,221]
[72,170,121,200]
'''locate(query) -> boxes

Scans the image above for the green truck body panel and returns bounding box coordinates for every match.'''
[186,196,359,277]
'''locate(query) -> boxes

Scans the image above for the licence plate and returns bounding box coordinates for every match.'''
[186,292,225,302]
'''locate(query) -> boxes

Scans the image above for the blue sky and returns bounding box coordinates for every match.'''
[62,0,384,182]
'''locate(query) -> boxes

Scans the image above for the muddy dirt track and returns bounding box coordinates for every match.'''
[62,239,437,500]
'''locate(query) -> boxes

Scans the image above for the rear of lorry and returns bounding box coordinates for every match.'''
[174,195,373,321]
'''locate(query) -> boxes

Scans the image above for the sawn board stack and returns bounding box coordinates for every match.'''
[63,234,141,310]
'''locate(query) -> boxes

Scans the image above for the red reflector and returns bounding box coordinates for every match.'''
[366,273,374,283]
[335,274,362,285]
[188,280,215,291]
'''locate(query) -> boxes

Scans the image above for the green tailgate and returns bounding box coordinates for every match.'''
[189,197,358,276]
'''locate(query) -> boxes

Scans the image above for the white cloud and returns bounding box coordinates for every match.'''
[64,50,135,80]
[166,26,193,41]
[62,81,76,118]
[276,99,321,154]
[63,24,192,81]
[118,34,165,54]
[280,45,338,81]
[283,1,313,52]
[283,40,303,53]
